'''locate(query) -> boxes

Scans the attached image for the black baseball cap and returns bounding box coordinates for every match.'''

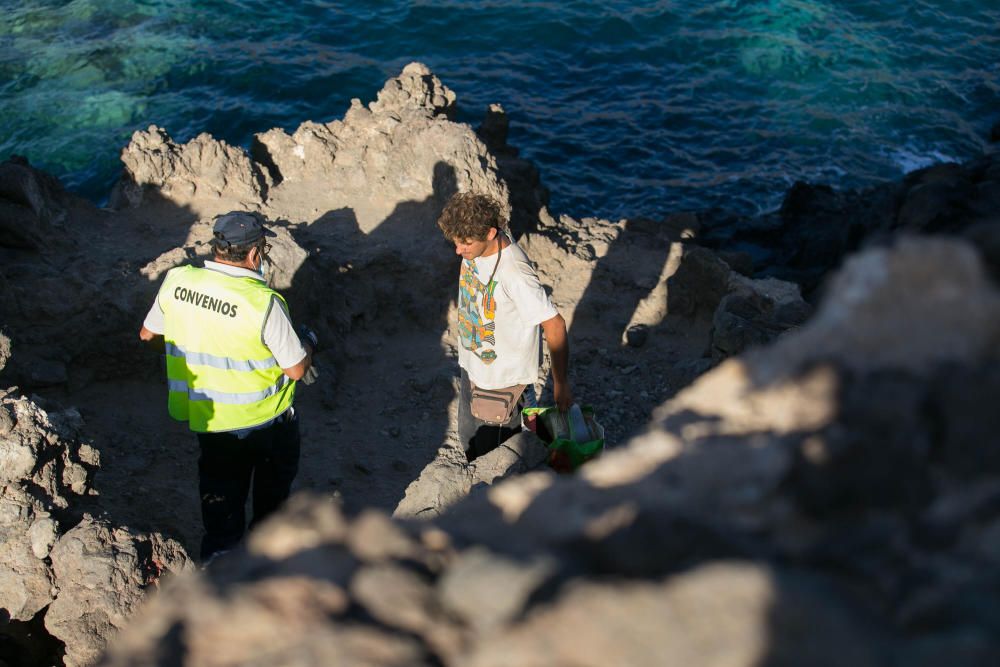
[211,211,276,248]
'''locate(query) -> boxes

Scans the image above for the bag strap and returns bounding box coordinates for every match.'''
[485,228,503,288]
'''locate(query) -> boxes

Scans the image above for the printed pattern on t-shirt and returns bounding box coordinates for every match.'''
[458,259,498,365]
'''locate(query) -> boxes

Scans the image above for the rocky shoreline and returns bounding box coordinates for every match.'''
[1,63,999,665]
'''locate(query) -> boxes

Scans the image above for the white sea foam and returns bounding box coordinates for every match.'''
[886,145,960,174]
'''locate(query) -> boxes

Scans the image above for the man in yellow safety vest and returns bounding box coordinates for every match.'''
[139,211,316,563]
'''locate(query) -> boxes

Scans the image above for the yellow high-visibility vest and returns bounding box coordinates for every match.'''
[159,265,295,433]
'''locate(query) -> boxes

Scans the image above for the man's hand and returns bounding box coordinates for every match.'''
[300,364,320,385]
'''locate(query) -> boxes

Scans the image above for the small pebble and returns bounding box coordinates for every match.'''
[625,324,649,348]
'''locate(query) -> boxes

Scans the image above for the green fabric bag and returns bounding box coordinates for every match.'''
[522,406,605,472]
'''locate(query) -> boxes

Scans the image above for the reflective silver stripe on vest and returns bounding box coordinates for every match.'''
[167,375,289,405]
[165,342,278,372]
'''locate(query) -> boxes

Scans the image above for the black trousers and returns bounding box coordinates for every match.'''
[196,409,300,561]
[457,369,522,462]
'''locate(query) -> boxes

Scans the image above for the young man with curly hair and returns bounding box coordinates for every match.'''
[438,192,572,461]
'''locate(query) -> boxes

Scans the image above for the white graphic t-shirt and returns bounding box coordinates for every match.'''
[457,236,558,389]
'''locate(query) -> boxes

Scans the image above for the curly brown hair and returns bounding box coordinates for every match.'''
[437,192,505,241]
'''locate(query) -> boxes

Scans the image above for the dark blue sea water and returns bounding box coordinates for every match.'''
[2,1,998,219]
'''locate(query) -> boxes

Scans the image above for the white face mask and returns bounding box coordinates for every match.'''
[252,246,270,278]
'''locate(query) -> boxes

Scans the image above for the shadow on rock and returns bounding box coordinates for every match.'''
[282,161,462,515]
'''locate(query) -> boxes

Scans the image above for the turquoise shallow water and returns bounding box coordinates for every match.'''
[2,0,998,218]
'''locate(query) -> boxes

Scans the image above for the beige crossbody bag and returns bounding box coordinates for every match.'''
[470,382,528,425]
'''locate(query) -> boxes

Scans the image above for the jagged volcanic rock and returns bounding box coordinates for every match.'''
[111,126,269,213]
[0,389,191,666]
